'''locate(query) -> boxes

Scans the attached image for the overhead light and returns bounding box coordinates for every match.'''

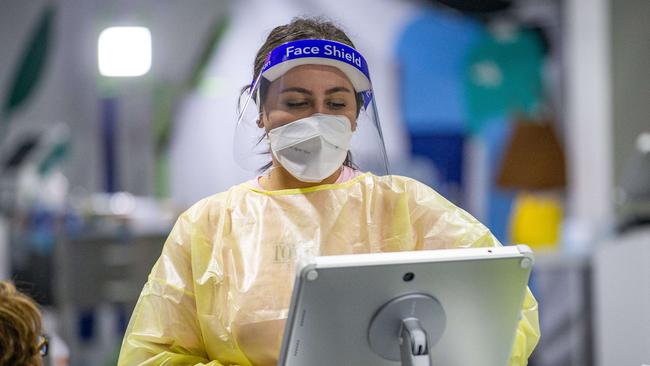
[98,26,151,77]
[637,132,650,154]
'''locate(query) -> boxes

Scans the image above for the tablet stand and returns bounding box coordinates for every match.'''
[368,293,446,366]
[399,318,432,366]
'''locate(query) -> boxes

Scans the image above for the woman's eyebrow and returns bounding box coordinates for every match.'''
[325,86,353,94]
[279,86,353,95]
[280,87,312,94]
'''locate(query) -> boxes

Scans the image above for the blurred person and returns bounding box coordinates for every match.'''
[118,17,539,366]
[41,310,70,366]
[0,280,48,366]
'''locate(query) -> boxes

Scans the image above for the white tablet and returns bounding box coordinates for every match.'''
[277,245,534,366]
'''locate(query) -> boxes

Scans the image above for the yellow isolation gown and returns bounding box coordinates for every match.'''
[118,173,539,366]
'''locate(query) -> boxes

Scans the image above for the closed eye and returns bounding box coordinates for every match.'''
[327,101,347,109]
[285,100,309,108]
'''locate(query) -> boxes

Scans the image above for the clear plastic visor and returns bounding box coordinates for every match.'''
[235,60,390,179]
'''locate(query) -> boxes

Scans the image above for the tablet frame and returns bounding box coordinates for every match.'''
[277,245,534,366]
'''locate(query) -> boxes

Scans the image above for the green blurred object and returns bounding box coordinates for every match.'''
[37,140,69,176]
[188,15,230,90]
[152,14,230,198]
[152,84,178,198]
[2,5,55,119]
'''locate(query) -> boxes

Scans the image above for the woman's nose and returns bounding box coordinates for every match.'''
[313,101,326,114]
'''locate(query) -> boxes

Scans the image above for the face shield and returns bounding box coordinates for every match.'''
[235,39,390,181]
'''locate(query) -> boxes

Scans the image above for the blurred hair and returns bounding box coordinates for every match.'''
[0,281,43,366]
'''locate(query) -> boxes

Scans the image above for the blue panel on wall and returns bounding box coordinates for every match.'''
[409,132,464,204]
[396,9,482,134]
[482,117,515,242]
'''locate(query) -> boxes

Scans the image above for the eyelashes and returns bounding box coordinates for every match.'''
[285,100,309,108]
[283,100,348,110]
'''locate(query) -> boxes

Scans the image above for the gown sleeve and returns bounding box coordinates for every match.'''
[117,206,229,366]
[406,178,540,365]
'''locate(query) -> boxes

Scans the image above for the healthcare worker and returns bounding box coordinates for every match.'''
[118,17,539,366]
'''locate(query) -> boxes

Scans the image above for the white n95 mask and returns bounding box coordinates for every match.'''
[268,113,353,183]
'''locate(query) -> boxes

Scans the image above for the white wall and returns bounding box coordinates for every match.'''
[610,0,650,194]
[0,0,228,196]
[563,0,614,248]
[593,228,650,366]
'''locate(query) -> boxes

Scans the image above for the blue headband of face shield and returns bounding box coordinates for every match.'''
[253,39,374,108]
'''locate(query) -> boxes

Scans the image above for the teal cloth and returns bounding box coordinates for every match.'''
[463,29,544,133]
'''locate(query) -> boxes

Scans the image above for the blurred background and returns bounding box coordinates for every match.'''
[0,0,648,365]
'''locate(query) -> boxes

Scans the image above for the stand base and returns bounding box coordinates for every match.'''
[368,293,446,365]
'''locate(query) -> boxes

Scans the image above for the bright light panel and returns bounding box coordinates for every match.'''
[98,26,151,77]
[637,132,650,154]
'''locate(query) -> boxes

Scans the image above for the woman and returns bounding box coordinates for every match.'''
[0,280,48,366]
[118,17,539,366]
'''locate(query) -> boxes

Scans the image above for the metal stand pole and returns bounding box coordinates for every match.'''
[399,318,433,366]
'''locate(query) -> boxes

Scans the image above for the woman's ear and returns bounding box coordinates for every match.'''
[257,111,265,128]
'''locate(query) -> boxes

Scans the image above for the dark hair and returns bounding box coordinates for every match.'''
[241,17,361,172]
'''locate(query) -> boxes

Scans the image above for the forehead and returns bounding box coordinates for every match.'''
[270,64,355,91]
